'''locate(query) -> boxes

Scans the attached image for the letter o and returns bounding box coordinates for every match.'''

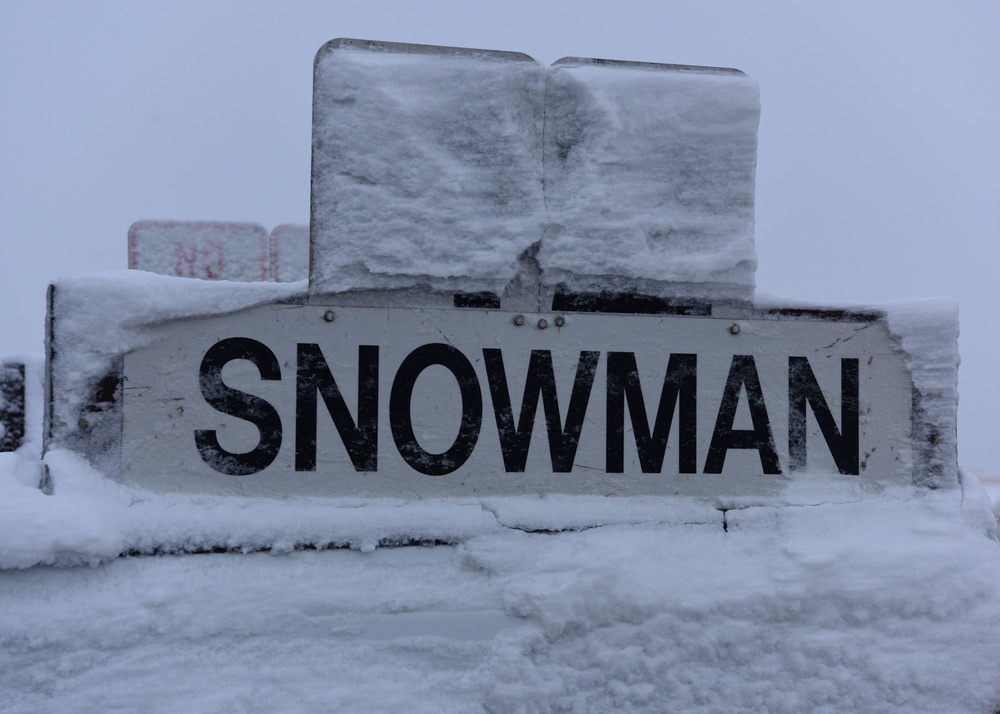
[389,344,482,475]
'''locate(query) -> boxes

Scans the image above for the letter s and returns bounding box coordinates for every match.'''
[195,337,282,475]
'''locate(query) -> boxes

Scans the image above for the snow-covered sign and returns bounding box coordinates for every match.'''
[128,220,270,281]
[268,224,309,283]
[119,304,913,498]
[0,361,25,452]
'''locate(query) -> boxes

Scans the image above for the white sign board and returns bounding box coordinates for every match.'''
[122,305,913,498]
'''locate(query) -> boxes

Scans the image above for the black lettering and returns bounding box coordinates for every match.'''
[788,357,859,474]
[704,355,780,474]
[606,353,697,473]
[195,337,282,476]
[390,344,482,475]
[296,344,379,472]
[484,349,599,472]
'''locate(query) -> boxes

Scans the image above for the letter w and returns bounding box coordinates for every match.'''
[484,349,599,472]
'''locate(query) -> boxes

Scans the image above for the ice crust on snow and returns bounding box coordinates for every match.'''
[310,41,760,303]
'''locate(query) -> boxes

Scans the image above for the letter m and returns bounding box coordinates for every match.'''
[606,353,697,473]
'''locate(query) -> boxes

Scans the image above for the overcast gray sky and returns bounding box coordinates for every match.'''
[2,1,997,472]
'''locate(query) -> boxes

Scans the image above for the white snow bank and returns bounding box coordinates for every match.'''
[1,465,999,712]
[310,41,760,303]
[477,483,1000,713]
[0,449,498,569]
[0,449,721,570]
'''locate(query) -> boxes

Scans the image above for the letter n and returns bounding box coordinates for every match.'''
[788,357,859,474]
[296,344,379,472]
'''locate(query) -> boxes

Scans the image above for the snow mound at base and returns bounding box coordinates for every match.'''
[2,449,1000,712]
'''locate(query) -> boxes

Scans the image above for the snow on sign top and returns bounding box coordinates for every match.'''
[310,39,760,304]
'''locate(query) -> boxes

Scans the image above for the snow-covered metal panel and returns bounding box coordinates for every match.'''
[309,40,759,306]
[310,39,546,297]
[268,224,309,283]
[539,58,759,303]
[121,304,912,500]
[128,220,270,282]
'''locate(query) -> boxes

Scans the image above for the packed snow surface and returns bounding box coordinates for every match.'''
[2,448,1000,712]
